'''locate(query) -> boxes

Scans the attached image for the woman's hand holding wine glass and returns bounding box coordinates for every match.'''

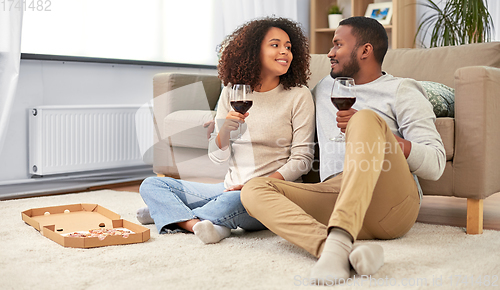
[229,84,253,141]
[218,111,249,148]
[217,84,253,148]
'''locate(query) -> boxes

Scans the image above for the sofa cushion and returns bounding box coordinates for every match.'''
[163,110,216,149]
[382,42,500,88]
[419,81,455,117]
[309,54,332,89]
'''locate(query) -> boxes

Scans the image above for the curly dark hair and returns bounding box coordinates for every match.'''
[217,17,310,91]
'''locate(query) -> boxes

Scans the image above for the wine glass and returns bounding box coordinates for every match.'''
[230,84,253,140]
[330,77,356,142]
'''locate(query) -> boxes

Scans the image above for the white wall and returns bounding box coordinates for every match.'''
[1,0,311,187]
[0,60,216,184]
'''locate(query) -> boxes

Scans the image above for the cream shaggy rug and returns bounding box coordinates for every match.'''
[1,189,499,290]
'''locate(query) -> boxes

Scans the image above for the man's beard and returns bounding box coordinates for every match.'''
[330,49,360,79]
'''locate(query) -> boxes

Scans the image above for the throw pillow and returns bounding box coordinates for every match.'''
[419,81,455,118]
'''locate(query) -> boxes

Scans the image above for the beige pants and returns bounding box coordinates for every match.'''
[241,110,420,258]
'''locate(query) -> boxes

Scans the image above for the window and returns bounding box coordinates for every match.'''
[21,0,220,66]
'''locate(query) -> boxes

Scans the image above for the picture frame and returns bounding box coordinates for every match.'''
[364,2,393,25]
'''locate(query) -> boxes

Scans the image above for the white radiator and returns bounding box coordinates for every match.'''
[29,105,152,176]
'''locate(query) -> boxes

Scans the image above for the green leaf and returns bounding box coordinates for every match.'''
[415,0,493,47]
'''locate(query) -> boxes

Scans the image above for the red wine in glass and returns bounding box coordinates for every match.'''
[230,84,252,140]
[230,100,253,114]
[331,97,356,111]
[330,77,356,142]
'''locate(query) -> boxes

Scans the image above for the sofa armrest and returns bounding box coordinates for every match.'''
[152,73,221,175]
[453,66,500,199]
[164,110,216,149]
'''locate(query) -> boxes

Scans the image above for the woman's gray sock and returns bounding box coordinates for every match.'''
[136,206,154,225]
[193,220,231,244]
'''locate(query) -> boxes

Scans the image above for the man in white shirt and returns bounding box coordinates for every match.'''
[241,16,445,284]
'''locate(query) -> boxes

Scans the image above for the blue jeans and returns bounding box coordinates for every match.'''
[139,176,266,234]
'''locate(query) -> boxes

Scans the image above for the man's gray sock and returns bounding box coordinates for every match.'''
[309,228,352,285]
[349,243,384,275]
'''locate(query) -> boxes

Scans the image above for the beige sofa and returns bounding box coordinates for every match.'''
[153,42,500,234]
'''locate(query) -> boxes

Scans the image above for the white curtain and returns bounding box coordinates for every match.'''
[0,9,23,155]
[487,0,500,41]
[214,0,306,45]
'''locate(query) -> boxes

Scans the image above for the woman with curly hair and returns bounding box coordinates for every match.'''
[138,17,315,244]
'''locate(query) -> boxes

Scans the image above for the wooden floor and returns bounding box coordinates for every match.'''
[97,180,500,232]
[417,193,500,231]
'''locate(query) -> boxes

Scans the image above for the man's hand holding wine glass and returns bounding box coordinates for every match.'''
[330,77,356,142]
[336,108,358,133]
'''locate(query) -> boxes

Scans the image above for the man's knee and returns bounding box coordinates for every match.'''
[241,177,276,210]
[347,109,388,136]
[349,109,380,125]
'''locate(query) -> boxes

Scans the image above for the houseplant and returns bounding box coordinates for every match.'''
[328,4,344,29]
[415,0,494,47]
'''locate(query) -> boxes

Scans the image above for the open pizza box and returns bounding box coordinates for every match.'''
[22,203,150,248]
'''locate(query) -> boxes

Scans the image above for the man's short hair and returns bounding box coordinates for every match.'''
[339,16,389,65]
